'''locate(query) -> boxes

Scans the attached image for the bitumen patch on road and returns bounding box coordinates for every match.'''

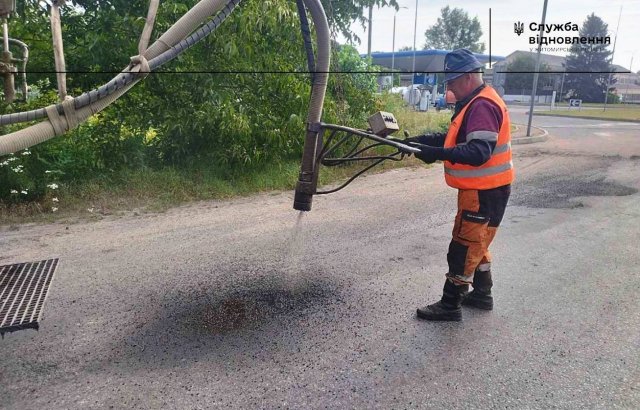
[510,156,637,209]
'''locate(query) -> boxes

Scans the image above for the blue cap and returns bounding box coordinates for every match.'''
[444,49,483,83]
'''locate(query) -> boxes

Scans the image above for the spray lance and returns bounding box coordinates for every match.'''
[292,1,419,212]
[293,110,420,211]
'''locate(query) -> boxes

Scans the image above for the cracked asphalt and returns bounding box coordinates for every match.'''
[1,109,639,409]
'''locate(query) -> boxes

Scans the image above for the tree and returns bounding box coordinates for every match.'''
[398,46,414,51]
[321,0,398,44]
[564,13,614,102]
[503,55,553,94]
[423,6,484,52]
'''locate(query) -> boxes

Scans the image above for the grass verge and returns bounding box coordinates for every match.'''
[534,105,640,122]
[0,156,433,225]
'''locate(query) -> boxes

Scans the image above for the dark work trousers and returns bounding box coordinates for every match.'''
[446,184,511,285]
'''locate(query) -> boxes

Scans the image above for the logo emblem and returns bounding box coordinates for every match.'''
[514,21,524,36]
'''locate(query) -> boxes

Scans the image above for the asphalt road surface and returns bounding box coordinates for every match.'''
[1,112,639,409]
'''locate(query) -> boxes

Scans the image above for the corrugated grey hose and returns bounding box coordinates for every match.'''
[292,0,330,211]
[301,0,329,126]
[0,0,241,155]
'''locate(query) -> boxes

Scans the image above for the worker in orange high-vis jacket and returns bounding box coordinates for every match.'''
[404,49,514,321]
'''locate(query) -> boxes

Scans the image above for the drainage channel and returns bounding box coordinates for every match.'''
[0,258,58,337]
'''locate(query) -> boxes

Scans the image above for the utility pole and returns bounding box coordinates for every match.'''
[559,71,566,105]
[624,55,633,103]
[391,12,396,84]
[411,0,418,109]
[412,0,418,75]
[526,0,549,137]
[367,6,373,58]
[603,5,622,111]
[391,7,408,88]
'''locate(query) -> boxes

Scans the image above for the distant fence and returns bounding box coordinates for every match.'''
[502,94,555,104]
[620,93,640,104]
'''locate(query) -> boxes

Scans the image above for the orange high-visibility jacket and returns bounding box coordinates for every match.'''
[443,86,514,190]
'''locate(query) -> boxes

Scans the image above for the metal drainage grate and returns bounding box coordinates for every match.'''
[0,258,58,336]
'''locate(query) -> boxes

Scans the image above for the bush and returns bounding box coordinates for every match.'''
[606,92,620,104]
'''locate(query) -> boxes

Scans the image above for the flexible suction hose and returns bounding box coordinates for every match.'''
[145,0,227,58]
[293,0,330,211]
[302,0,329,125]
[0,0,239,155]
[0,0,241,128]
[0,82,137,155]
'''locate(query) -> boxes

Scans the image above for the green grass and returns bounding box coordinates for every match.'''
[381,93,451,136]
[535,104,640,121]
[0,157,433,225]
[0,163,301,224]
[0,96,450,225]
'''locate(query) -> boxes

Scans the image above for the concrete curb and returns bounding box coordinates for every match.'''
[511,123,549,145]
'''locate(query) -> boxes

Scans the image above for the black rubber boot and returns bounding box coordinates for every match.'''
[417,280,468,322]
[462,269,493,310]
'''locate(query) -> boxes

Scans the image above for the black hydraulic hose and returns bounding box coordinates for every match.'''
[336,135,366,158]
[323,141,390,164]
[321,129,339,153]
[316,151,403,195]
[319,124,420,154]
[321,131,358,157]
[321,133,366,161]
[295,0,315,84]
[0,0,243,127]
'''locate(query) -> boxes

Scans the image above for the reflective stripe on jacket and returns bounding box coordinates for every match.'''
[443,86,514,190]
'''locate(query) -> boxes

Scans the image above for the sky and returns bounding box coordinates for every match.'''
[345,0,640,71]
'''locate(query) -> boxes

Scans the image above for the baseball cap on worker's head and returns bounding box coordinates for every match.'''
[444,49,483,83]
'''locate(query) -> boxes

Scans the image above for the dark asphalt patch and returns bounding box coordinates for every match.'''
[511,172,637,209]
[96,271,344,372]
[172,274,339,334]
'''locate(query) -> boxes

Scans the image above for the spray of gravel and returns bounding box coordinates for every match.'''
[279,211,312,290]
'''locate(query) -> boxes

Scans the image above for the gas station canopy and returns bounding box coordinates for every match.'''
[369,49,504,73]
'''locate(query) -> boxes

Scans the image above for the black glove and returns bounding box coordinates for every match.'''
[403,132,447,148]
[412,143,444,164]
[402,136,422,145]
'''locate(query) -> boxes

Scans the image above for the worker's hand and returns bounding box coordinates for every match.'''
[413,144,443,164]
[404,132,446,148]
[402,136,422,145]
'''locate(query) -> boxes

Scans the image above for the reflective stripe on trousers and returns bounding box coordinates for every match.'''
[446,186,510,285]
